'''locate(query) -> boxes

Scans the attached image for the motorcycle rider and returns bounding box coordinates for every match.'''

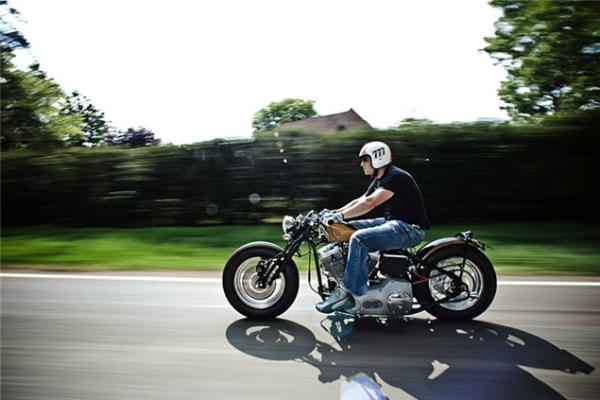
[316,141,430,313]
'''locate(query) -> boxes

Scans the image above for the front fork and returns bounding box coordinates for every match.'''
[255,253,287,289]
[254,233,306,289]
[255,236,328,298]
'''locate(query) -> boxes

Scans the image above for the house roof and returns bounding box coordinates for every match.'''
[279,109,372,133]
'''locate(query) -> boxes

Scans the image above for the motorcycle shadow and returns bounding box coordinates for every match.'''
[225,315,594,400]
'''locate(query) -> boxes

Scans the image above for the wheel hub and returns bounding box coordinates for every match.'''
[234,257,286,309]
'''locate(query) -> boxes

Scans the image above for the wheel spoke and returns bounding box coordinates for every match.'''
[429,257,484,311]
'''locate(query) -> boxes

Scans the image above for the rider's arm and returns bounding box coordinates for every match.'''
[336,197,362,214]
[337,178,380,214]
[339,188,394,220]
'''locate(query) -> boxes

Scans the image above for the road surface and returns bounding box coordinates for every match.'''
[1,272,599,399]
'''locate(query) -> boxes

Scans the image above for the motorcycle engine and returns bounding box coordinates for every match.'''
[318,243,346,281]
[351,277,413,317]
[318,243,379,282]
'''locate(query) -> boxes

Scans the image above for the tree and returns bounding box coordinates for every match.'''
[1,62,83,150]
[484,0,600,120]
[0,0,28,52]
[108,127,161,148]
[1,1,82,151]
[397,117,434,126]
[62,91,110,147]
[252,98,317,132]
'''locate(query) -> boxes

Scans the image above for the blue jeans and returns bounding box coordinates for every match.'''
[341,218,425,296]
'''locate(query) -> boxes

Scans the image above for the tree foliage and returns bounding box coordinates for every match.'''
[1,62,82,150]
[252,98,317,132]
[2,120,597,226]
[1,0,82,151]
[0,0,28,52]
[484,0,600,120]
[62,91,110,147]
[108,127,161,148]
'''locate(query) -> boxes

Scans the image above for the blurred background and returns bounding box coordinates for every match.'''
[1,0,599,273]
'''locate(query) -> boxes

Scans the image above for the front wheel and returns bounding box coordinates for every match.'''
[413,245,497,321]
[223,242,299,320]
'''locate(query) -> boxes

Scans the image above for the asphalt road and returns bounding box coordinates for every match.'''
[1,272,599,400]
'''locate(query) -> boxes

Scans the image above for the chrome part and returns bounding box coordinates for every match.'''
[281,216,296,234]
[387,292,413,317]
[318,243,346,281]
[347,277,413,318]
[234,257,286,309]
[368,252,379,270]
[428,257,484,311]
[319,245,379,283]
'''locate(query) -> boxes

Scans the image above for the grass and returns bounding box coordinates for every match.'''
[1,223,599,274]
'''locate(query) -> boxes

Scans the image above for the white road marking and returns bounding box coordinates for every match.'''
[498,281,600,286]
[1,273,600,286]
[0,273,219,283]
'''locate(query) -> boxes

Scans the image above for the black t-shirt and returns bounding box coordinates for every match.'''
[365,165,430,229]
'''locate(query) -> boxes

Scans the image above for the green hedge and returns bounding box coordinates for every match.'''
[2,119,598,226]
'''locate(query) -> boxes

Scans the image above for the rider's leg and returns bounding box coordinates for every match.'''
[348,217,387,230]
[316,220,424,313]
[315,218,387,313]
[342,220,425,296]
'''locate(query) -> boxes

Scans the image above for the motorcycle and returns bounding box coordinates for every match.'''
[222,210,497,321]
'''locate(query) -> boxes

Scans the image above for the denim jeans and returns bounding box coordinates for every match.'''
[341,218,425,296]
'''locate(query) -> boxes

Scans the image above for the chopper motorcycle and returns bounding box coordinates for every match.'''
[223,210,496,320]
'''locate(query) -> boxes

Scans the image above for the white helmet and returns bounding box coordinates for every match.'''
[359,141,392,169]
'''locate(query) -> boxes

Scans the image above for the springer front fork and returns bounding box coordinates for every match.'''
[254,232,306,289]
[254,252,289,289]
[255,237,328,298]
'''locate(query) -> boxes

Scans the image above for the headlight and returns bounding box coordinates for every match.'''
[281,215,296,234]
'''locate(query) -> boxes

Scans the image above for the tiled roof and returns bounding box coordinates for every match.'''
[279,109,371,133]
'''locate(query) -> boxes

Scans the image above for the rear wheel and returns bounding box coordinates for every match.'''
[223,243,299,320]
[414,245,496,321]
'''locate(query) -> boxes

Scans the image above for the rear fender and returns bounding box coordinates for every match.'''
[416,237,485,262]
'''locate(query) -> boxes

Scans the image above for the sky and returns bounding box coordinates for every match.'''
[11,0,508,145]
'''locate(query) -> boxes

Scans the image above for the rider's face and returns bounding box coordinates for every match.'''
[360,156,374,175]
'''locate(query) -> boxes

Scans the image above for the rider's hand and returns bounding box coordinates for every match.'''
[323,211,344,225]
[332,212,344,223]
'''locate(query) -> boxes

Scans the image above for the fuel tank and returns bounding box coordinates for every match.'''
[325,223,357,243]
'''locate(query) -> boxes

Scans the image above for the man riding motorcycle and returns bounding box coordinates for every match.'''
[316,141,430,313]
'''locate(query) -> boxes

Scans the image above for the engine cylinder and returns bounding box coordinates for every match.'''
[318,243,346,281]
